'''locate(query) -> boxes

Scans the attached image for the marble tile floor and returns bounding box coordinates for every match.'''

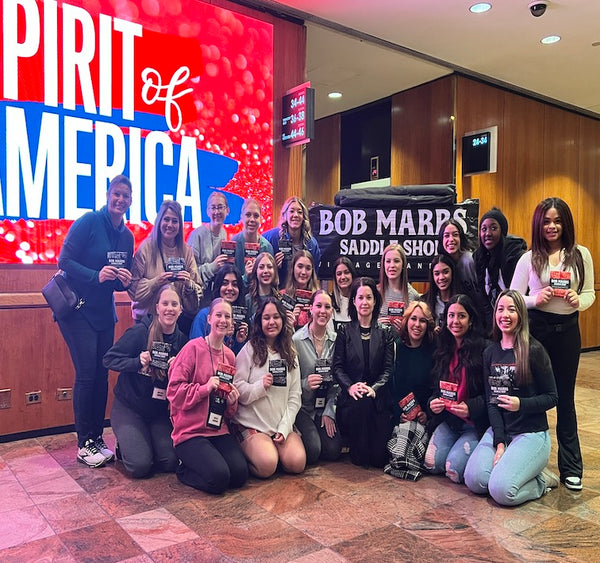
[1,350,599,562]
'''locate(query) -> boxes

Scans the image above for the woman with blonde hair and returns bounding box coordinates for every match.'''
[264,196,321,287]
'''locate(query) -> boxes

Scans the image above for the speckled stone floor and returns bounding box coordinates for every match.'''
[1,351,599,562]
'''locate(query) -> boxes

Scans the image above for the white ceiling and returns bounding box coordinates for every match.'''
[251,0,600,120]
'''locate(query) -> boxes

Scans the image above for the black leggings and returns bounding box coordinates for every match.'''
[529,309,582,479]
[175,434,248,494]
[295,408,342,465]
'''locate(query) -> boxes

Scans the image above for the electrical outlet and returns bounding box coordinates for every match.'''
[0,389,11,409]
[56,387,73,401]
[25,391,42,405]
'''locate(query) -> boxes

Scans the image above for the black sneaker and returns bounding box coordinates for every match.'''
[77,439,107,468]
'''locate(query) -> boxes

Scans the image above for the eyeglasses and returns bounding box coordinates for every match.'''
[210,205,227,212]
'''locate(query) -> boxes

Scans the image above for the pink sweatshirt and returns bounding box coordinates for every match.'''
[167,337,237,447]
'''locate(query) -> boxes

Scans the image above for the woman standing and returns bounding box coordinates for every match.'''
[283,250,319,329]
[263,196,321,287]
[57,175,134,467]
[189,264,249,354]
[423,254,457,330]
[511,197,595,491]
[333,277,394,467]
[186,191,231,286]
[104,284,187,478]
[245,252,281,320]
[232,198,274,280]
[474,208,526,328]
[233,297,305,478]
[464,290,558,506]
[330,257,357,332]
[377,244,419,331]
[167,299,249,494]
[390,301,435,425]
[129,200,202,330]
[438,219,478,298]
[293,290,341,464]
[424,294,488,483]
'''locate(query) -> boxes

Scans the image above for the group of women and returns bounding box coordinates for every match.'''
[57,178,594,506]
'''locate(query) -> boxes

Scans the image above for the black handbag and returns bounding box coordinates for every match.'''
[42,270,85,320]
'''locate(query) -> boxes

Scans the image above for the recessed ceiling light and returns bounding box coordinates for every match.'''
[328,92,343,99]
[541,35,561,45]
[469,3,492,13]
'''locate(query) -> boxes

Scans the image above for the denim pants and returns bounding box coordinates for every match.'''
[464,426,550,506]
[424,420,479,483]
[58,312,114,447]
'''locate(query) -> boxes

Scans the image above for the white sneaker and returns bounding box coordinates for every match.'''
[77,439,107,468]
[564,476,582,491]
[95,436,115,463]
[540,467,559,489]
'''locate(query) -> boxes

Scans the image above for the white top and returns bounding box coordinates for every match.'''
[510,246,595,314]
[233,342,301,438]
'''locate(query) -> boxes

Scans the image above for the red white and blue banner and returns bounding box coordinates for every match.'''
[0,0,274,263]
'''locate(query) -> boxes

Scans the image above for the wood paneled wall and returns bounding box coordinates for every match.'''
[391,77,455,186]
[0,1,306,438]
[305,114,341,207]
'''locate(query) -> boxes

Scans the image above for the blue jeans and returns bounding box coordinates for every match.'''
[464,427,550,506]
[424,420,479,483]
[58,312,114,447]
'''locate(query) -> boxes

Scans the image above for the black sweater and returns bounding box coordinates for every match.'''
[103,319,188,420]
[483,338,557,447]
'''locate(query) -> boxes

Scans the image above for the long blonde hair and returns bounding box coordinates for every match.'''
[378,243,410,302]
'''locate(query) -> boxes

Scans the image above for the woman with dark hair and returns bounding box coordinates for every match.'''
[189,263,248,353]
[104,284,187,478]
[293,290,342,464]
[423,254,457,330]
[168,298,249,494]
[390,300,435,425]
[464,290,558,506]
[474,207,526,328]
[129,200,202,329]
[245,252,282,320]
[233,297,305,478]
[57,174,134,467]
[263,196,321,287]
[330,256,357,331]
[332,277,394,467]
[283,250,319,329]
[511,197,595,491]
[438,218,478,297]
[424,294,488,483]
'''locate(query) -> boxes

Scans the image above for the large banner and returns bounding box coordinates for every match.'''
[309,200,479,282]
[0,0,273,263]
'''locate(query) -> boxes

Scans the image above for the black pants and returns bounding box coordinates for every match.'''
[175,434,248,494]
[295,408,342,465]
[110,396,177,478]
[337,395,392,468]
[529,310,582,480]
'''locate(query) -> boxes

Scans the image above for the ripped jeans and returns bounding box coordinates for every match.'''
[424,420,479,483]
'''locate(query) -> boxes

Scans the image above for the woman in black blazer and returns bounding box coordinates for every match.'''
[333,277,394,467]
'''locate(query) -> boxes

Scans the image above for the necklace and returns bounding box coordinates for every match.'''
[310,326,326,343]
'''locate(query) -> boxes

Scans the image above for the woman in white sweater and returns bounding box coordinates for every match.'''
[233,297,305,477]
[511,197,595,491]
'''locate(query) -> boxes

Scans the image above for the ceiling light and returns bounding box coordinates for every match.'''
[328,92,343,99]
[469,3,492,13]
[541,35,561,45]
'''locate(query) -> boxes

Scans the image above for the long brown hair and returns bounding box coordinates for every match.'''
[250,297,297,369]
[378,243,410,302]
[248,252,281,308]
[492,289,531,386]
[146,283,181,381]
[149,200,185,264]
[530,197,584,292]
[285,250,318,296]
